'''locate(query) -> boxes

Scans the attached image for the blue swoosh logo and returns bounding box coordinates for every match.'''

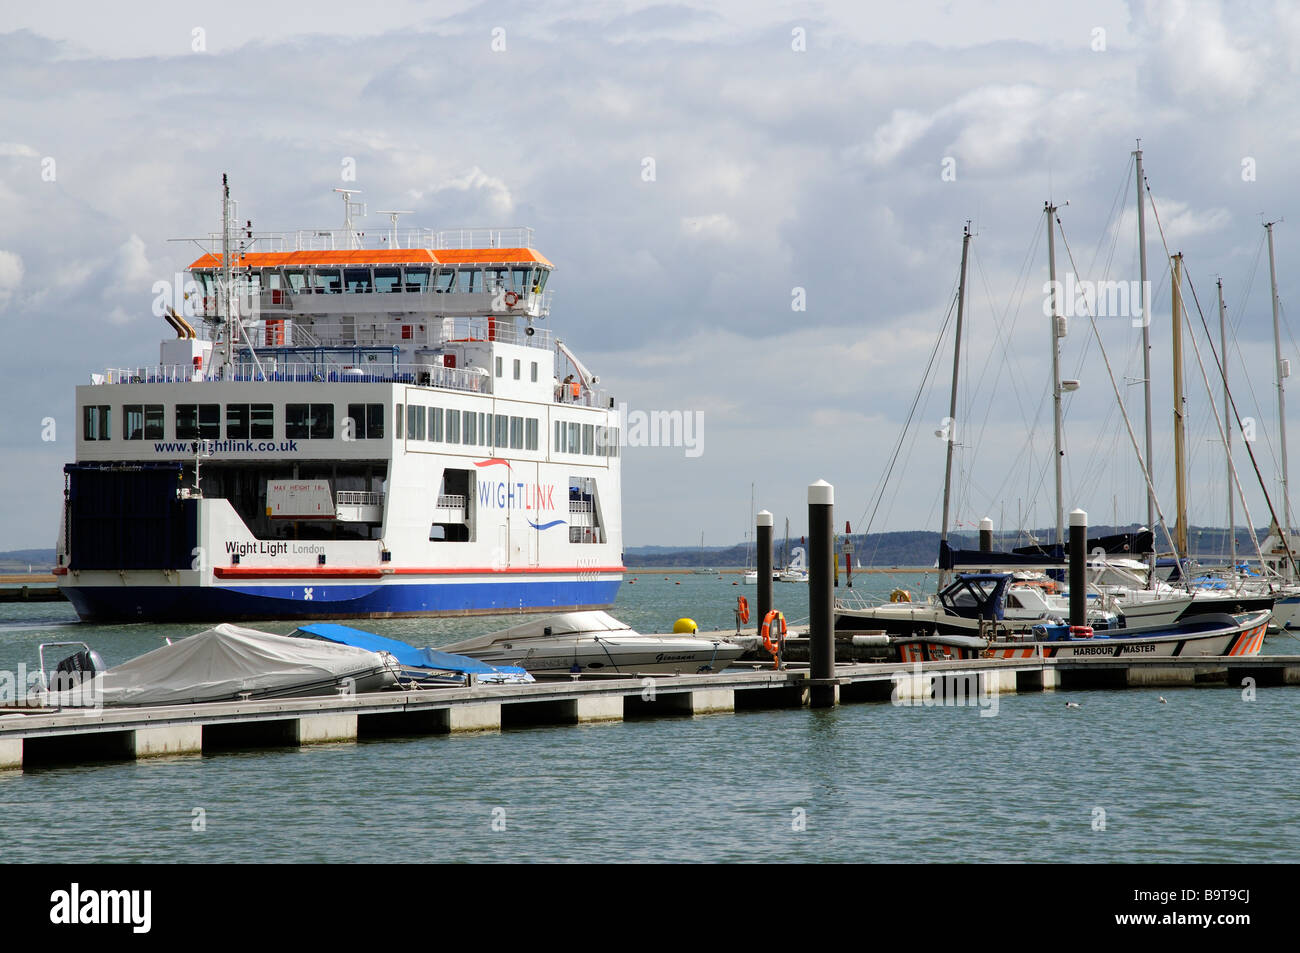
[528,519,567,530]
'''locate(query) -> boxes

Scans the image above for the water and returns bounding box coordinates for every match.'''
[2,572,1298,863]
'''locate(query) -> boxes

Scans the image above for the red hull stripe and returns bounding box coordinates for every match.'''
[214,565,626,579]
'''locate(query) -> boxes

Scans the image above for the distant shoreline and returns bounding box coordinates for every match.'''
[626,567,935,575]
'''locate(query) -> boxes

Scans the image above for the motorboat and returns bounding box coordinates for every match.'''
[440,610,745,675]
[28,624,402,707]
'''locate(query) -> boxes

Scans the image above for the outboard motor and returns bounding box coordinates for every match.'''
[49,648,105,692]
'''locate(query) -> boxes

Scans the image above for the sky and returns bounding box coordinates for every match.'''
[2,0,1299,553]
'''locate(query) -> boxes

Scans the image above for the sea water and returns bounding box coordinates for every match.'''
[0,571,1297,863]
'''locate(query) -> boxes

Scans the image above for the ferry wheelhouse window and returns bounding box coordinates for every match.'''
[311,269,342,294]
[431,269,454,293]
[344,268,372,293]
[509,416,523,449]
[446,408,461,443]
[405,267,432,293]
[525,418,539,451]
[374,268,401,293]
[513,268,530,292]
[83,405,111,441]
[226,403,273,439]
[582,424,594,455]
[284,269,309,293]
[287,403,334,439]
[346,403,385,439]
[567,422,581,454]
[176,403,220,440]
[495,414,508,448]
[123,404,164,440]
[457,269,481,294]
[429,406,444,442]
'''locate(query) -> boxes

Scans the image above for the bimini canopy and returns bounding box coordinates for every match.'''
[45,624,394,707]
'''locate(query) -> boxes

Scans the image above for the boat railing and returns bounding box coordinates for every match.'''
[99,362,494,393]
[335,490,383,507]
[436,494,466,509]
[554,385,613,409]
[568,500,594,514]
[191,288,554,324]
[209,226,537,252]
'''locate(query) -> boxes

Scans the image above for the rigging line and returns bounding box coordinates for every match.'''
[1053,216,1188,576]
[1224,235,1281,481]
[970,243,1037,448]
[856,282,959,546]
[1177,259,1281,577]
[1140,182,1291,576]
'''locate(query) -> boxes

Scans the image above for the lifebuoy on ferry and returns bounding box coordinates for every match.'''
[889,588,912,603]
[504,291,520,307]
[737,595,750,625]
[760,609,787,658]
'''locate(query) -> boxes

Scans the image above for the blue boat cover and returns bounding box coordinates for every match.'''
[296,623,531,677]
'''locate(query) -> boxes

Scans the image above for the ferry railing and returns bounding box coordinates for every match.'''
[554,386,613,409]
[435,494,466,509]
[335,491,383,507]
[299,317,554,352]
[201,226,537,251]
[100,363,494,393]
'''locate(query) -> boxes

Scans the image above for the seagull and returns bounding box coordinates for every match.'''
[1158,696,1167,704]
[1065,701,1081,709]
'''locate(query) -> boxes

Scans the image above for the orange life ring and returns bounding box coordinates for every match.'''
[504,291,520,307]
[760,609,787,661]
[737,595,750,625]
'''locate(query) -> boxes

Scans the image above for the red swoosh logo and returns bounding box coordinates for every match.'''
[474,458,512,470]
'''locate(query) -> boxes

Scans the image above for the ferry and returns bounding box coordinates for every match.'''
[54,179,624,622]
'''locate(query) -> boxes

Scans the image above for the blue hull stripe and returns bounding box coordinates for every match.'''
[61,579,623,623]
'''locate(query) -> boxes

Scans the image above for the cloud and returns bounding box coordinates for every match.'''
[0,250,23,308]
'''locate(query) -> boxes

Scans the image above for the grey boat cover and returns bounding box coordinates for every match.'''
[442,610,634,654]
[44,624,395,707]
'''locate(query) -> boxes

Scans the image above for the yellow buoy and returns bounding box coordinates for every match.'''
[673,618,699,634]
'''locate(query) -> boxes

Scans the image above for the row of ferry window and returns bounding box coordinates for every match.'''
[195,266,552,297]
[553,421,622,457]
[82,403,387,442]
[396,404,540,451]
[83,402,622,457]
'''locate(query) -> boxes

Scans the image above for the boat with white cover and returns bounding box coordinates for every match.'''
[441,610,745,675]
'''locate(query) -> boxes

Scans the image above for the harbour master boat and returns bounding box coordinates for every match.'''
[839,573,1270,662]
[55,179,623,621]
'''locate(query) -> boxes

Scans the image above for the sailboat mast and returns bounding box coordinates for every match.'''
[1266,220,1293,548]
[1134,146,1155,539]
[1218,278,1236,568]
[1171,253,1189,556]
[939,225,972,585]
[1046,202,1065,547]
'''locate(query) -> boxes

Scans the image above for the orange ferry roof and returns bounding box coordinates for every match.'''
[189,247,553,269]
